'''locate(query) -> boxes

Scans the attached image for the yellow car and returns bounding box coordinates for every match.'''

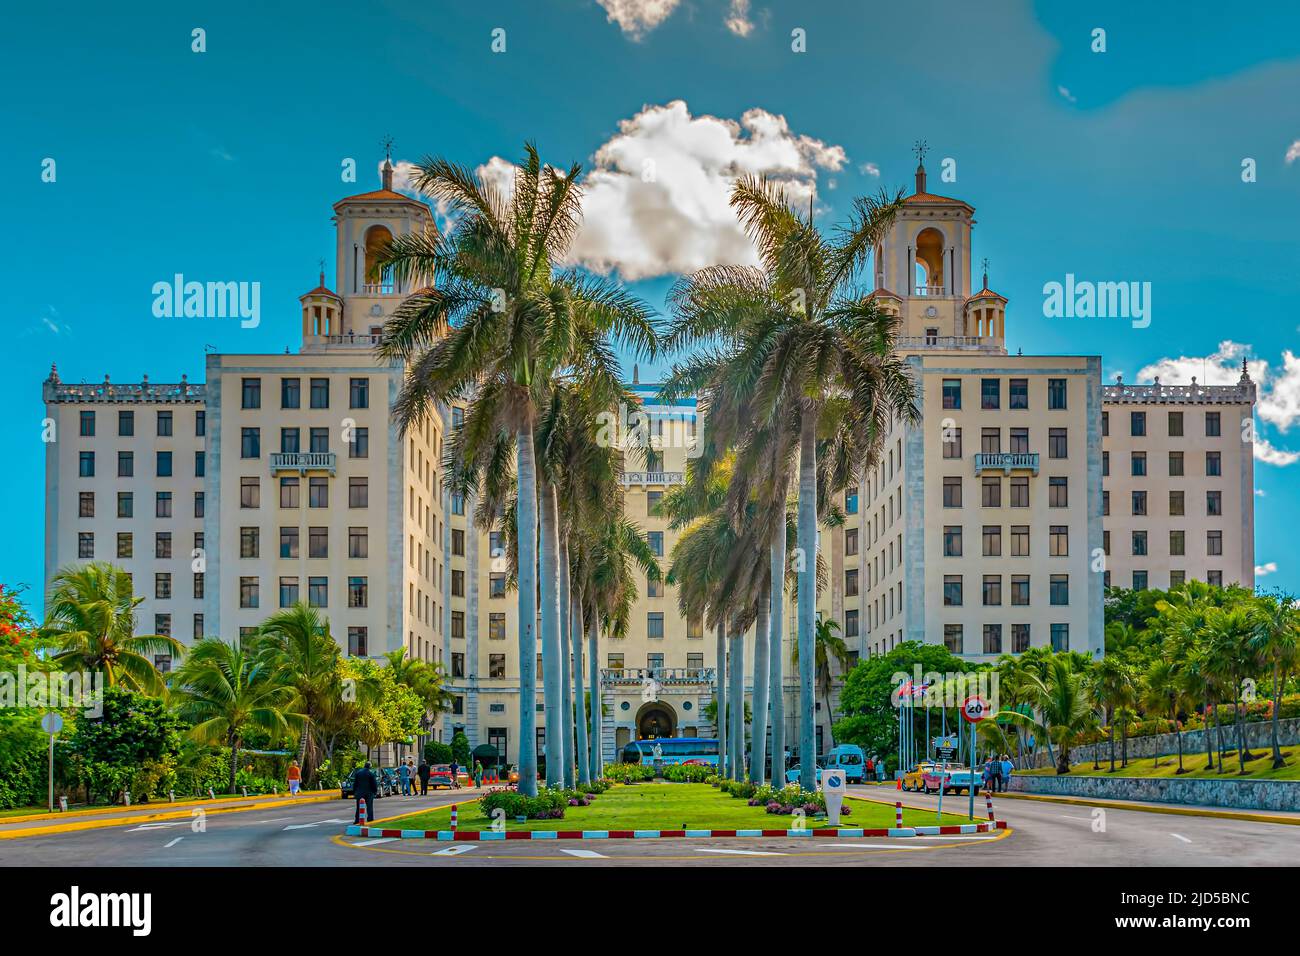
[900,762,938,792]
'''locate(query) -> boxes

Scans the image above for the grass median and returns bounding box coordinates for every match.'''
[379,782,975,832]
[1021,745,1300,781]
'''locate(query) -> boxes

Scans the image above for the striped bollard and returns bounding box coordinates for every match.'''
[450,805,458,832]
[895,801,904,828]
[357,799,368,826]
[985,791,995,822]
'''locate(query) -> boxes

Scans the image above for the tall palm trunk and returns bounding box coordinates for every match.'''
[1233,689,1247,772]
[228,737,239,795]
[749,578,771,784]
[557,532,575,788]
[572,587,590,785]
[769,524,786,786]
[1173,702,1186,773]
[1271,663,1284,769]
[1213,701,1226,774]
[715,620,728,778]
[1203,695,1215,771]
[539,481,564,788]
[587,612,601,781]
[1107,708,1116,772]
[515,423,540,797]
[796,412,819,792]
[728,618,745,782]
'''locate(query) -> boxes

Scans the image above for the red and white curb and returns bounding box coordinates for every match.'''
[344,820,1007,841]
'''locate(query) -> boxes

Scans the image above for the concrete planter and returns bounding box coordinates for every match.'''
[1010,772,1300,812]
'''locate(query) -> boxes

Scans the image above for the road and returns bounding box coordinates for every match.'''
[1,784,1295,867]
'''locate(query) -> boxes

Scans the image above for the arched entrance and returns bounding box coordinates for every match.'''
[635,701,677,740]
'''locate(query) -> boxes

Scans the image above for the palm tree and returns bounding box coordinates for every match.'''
[376,144,657,795]
[1002,655,1096,774]
[1249,593,1299,769]
[383,648,455,760]
[1205,604,1262,773]
[793,614,853,747]
[253,602,342,783]
[172,638,301,794]
[1141,660,1190,772]
[1090,656,1137,772]
[42,562,183,694]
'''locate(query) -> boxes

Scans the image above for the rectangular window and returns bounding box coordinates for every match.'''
[194,451,205,477]
[1207,531,1223,556]
[241,428,260,459]
[1131,451,1146,477]
[1102,411,1109,437]
[943,574,963,607]
[1010,525,1030,556]
[1050,525,1069,556]
[348,477,368,508]
[981,476,1001,508]
[982,525,1001,557]
[943,477,962,508]
[79,410,95,436]
[241,477,260,508]
[981,378,1000,410]
[1049,574,1069,606]
[1048,477,1068,507]
[308,576,328,608]
[348,627,368,657]
[1011,575,1030,606]
[1009,476,1028,508]
[451,528,465,556]
[155,532,172,559]
[309,427,329,454]
[1050,623,1069,652]
[845,568,859,597]
[350,427,369,459]
[349,377,370,409]
[281,377,301,409]
[78,532,94,559]
[117,451,133,477]
[490,574,506,598]
[452,569,465,597]
[489,613,506,640]
[1102,451,1110,477]
[1168,411,1183,437]
[117,491,133,518]
[1009,378,1028,410]
[195,410,205,437]
[1170,490,1185,516]
[310,378,329,409]
[1205,411,1221,437]
[157,410,173,437]
[241,377,261,409]
[1012,623,1030,653]
[1170,530,1185,556]
[845,610,859,638]
[349,526,368,558]
[155,491,172,518]
[279,576,300,607]
[240,576,260,609]
[489,654,506,679]
[1009,427,1029,454]
[451,652,465,677]
[1206,452,1222,477]
[1048,427,1067,459]
[1207,570,1223,587]
[845,528,858,556]
[1207,490,1222,516]
[943,624,963,654]
[310,477,329,508]
[647,612,665,639]
[942,378,961,410]
[193,614,204,639]
[240,526,259,558]
[155,450,173,477]
[647,531,664,556]
[943,525,962,557]
[983,624,1002,655]
[451,613,465,641]
[155,615,171,639]
[1133,570,1149,591]
[279,428,300,454]
[118,410,134,436]
[280,526,299,559]
[982,575,1002,607]
[1047,378,1067,409]
[981,427,1001,455]
[1130,411,1146,437]
[117,532,132,558]
[194,491,204,518]
[280,477,300,508]
[309,526,328,559]
[193,572,204,600]
[1168,451,1184,476]
[79,451,95,477]
[1132,530,1148,556]
[943,427,962,459]
[1132,490,1147,516]
[348,576,368,608]
[79,491,95,518]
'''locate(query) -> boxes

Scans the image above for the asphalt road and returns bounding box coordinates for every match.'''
[2,784,1295,867]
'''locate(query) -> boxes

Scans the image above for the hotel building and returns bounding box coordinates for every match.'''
[41,159,1256,764]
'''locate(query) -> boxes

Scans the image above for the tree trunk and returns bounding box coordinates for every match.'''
[796,411,819,792]
[715,619,727,779]
[1120,722,1128,768]
[1204,694,1215,771]
[1271,663,1284,769]
[1213,702,1226,774]
[538,481,564,788]
[572,587,590,785]
[557,531,575,789]
[515,422,540,797]
[749,577,771,784]
[1234,690,1247,773]
[769,522,786,786]
[728,619,745,782]
[587,612,601,781]
[1108,708,1116,772]
[228,740,239,795]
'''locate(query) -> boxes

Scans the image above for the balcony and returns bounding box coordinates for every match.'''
[269,452,337,475]
[600,667,716,686]
[974,452,1039,475]
[913,285,952,297]
[360,282,396,296]
[323,333,386,348]
[897,335,1003,353]
[621,471,685,487]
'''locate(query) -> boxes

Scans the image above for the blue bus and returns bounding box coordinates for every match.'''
[620,737,720,766]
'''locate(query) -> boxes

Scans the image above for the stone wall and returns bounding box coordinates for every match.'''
[1025,717,1300,769]
[1009,773,1300,812]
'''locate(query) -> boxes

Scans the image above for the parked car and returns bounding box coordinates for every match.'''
[823,744,868,783]
[377,767,400,796]
[427,764,455,789]
[900,762,937,792]
[784,764,824,785]
[341,766,392,800]
[920,765,981,795]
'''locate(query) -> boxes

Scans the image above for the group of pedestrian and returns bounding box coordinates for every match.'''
[982,753,1015,792]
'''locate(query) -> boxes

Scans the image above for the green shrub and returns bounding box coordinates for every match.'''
[479,786,568,820]
[424,741,453,764]
[603,762,654,784]
[661,763,714,783]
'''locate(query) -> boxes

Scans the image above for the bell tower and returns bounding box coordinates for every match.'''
[330,142,435,337]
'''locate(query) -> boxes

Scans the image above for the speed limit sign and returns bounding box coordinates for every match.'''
[961,695,991,723]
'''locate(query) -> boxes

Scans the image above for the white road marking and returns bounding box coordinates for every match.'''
[1170,833,1193,844]
[164,837,184,848]
[126,822,187,832]
[560,848,608,859]
[431,845,478,856]
[254,817,293,824]
[1059,815,1093,822]
[353,837,397,847]
[282,817,352,830]
[693,848,785,857]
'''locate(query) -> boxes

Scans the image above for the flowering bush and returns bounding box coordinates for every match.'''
[603,762,655,784]
[479,786,568,820]
[661,763,714,783]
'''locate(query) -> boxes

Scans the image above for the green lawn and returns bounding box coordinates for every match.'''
[380,783,976,832]
[1021,745,1300,780]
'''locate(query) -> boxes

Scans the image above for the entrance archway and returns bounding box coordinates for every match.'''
[635,701,677,740]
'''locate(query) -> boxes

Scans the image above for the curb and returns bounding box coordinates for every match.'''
[345,820,1007,841]
[4,790,329,824]
[0,791,336,840]
[998,789,1300,826]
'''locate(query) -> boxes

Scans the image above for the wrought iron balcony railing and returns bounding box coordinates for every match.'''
[973,452,1039,475]
[269,452,337,475]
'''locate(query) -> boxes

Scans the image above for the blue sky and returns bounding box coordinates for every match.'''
[4,0,1300,609]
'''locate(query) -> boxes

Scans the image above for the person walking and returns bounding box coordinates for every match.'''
[353,762,378,824]
[449,759,460,789]
[399,759,412,796]
[417,758,431,796]
[287,759,301,797]
[1001,753,1014,792]
[473,760,483,788]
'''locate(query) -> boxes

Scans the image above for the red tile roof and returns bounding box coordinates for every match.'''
[333,188,429,208]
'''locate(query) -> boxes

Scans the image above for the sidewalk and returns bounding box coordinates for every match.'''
[996,788,1300,826]
[0,790,336,840]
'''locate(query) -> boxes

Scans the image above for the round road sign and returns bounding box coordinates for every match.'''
[961,695,991,723]
[41,712,64,735]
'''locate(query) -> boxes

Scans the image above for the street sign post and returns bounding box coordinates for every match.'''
[41,712,64,812]
[961,696,990,821]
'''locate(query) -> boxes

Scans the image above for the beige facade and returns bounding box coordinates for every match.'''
[40,158,1256,765]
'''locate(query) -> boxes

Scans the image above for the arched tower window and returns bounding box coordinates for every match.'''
[363,225,395,295]
[915,227,945,295]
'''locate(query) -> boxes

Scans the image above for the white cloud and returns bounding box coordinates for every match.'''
[1256,488,1267,497]
[596,0,681,38]
[1057,85,1078,104]
[560,100,846,280]
[1256,562,1278,577]
[1257,350,1300,432]
[1253,436,1300,466]
[859,161,881,177]
[1286,139,1300,164]
[725,0,755,37]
